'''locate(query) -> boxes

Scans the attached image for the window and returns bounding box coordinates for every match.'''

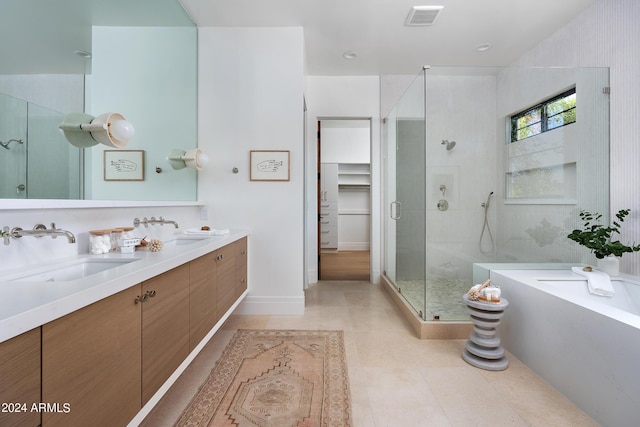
[510,88,576,142]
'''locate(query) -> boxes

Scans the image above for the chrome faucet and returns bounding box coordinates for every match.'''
[134,216,179,229]
[9,223,76,243]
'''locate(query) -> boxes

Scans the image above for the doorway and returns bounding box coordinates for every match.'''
[317,119,371,281]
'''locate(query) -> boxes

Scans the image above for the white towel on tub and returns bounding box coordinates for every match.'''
[571,266,615,297]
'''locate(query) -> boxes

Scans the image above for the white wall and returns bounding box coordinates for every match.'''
[512,0,640,275]
[320,123,370,164]
[305,76,381,284]
[197,27,306,314]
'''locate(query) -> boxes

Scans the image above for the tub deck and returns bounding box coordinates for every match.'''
[491,269,640,427]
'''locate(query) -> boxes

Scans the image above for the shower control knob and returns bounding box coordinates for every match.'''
[437,199,449,211]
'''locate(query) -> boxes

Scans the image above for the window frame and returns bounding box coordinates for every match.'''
[510,87,576,143]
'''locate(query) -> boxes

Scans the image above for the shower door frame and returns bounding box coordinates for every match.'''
[383,70,428,319]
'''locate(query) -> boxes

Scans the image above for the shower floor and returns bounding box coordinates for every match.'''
[396,278,470,321]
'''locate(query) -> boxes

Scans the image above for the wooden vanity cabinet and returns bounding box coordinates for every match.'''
[16,236,246,426]
[0,328,41,427]
[234,237,248,298]
[42,285,142,427]
[141,263,190,404]
[189,251,217,350]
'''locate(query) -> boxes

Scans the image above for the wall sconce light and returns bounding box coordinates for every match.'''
[59,112,135,148]
[168,148,209,171]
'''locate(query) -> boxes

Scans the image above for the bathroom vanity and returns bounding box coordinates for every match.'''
[0,230,248,427]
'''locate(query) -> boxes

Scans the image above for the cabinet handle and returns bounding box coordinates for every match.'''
[321,230,330,234]
[320,221,329,224]
[322,241,330,245]
[134,290,157,304]
[241,250,246,255]
[241,278,247,283]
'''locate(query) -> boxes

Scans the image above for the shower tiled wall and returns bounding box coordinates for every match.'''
[424,74,497,282]
[512,0,640,275]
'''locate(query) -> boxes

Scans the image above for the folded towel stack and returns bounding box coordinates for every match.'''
[468,282,502,302]
[571,266,615,297]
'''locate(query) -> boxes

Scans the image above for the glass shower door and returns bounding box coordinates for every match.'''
[384,71,427,319]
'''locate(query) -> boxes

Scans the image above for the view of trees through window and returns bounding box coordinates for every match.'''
[510,88,576,142]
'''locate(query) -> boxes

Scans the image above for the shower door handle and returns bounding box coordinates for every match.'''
[390,201,402,220]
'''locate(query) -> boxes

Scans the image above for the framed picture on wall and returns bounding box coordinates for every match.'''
[104,150,145,181]
[250,150,290,181]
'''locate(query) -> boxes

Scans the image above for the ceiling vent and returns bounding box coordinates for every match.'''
[405,6,444,26]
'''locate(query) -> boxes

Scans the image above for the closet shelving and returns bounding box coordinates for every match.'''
[337,163,370,189]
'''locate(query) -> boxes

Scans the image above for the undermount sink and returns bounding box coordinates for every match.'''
[5,258,139,283]
[163,237,207,246]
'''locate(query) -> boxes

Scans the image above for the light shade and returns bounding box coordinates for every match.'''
[59,112,135,148]
[168,148,209,171]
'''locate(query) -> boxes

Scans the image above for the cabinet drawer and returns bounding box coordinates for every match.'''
[320,200,336,211]
[319,209,337,227]
[320,234,338,248]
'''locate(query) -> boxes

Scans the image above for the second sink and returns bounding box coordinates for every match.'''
[6,258,139,283]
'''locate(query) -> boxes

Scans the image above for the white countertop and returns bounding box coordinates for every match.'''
[0,229,249,343]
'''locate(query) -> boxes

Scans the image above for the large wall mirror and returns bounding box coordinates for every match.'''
[0,0,197,202]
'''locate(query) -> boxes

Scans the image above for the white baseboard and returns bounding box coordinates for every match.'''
[234,295,305,315]
[338,242,370,251]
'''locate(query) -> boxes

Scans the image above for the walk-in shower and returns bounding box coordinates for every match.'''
[383,65,610,322]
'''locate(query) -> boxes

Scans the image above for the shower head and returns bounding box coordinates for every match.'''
[441,140,456,150]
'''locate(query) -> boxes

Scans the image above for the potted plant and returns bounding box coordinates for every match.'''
[567,209,640,275]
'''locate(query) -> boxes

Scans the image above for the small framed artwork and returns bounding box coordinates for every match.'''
[250,150,290,181]
[104,150,145,181]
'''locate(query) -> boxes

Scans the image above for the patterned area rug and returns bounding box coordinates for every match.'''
[175,329,352,427]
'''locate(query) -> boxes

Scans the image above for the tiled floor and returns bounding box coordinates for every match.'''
[142,281,598,427]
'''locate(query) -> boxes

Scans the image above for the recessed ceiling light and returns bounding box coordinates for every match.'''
[476,43,492,52]
[342,51,358,60]
[74,50,92,58]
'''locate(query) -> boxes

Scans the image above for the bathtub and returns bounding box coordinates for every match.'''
[490,269,640,427]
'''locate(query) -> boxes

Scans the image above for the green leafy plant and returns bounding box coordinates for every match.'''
[567,209,640,259]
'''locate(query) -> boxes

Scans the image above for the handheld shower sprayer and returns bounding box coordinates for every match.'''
[481,191,494,208]
[479,191,495,255]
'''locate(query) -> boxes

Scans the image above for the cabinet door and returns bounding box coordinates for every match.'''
[234,237,248,298]
[142,263,190,404]
[189,251,217,351]
[215,244,236,320]
[42,286,142,427]
[0,328,40,427]
[321,163,338,203]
